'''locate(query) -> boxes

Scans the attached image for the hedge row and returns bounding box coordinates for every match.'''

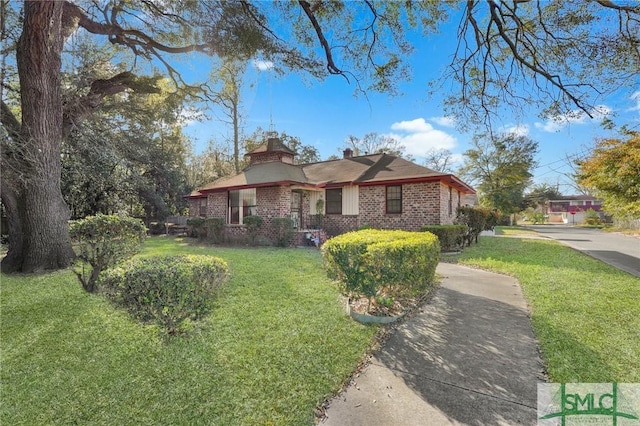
[321,229,440,303]
[187,217,224,242]
[420,225,468,252]
[100,255,229,334]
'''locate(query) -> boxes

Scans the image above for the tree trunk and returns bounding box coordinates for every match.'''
[0,180,24,273]
[1,1,75,273]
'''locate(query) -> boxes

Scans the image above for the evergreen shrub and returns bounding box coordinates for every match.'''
[100,255,229,334]
[322,229,440,304]
[420,225,468,252]
[70,214,147,293]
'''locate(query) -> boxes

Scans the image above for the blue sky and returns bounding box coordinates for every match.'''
[181,17,640,195]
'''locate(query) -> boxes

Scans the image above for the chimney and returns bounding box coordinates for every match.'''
[343,148,353,159]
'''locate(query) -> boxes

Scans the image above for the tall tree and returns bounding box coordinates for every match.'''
[210,59,247,174]
[186,139,236,190]
[341,133,411,160]
[1,1,638,272]
[1,1,421,272]
[444,1,640,127]
[459,133,539,213]
[423,148,456,173]
[577,132,640,218]
[523,183,562,211]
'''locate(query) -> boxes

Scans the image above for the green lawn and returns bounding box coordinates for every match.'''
[494,225,541,236]
[1,237,377,425]
[456,236,640,382]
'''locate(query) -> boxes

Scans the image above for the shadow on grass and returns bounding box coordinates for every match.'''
[374,284,614,425]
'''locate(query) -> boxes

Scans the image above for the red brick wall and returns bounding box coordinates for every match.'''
[255,186,294,243]
[357,182,441,231]
[207,192,228,220]
[249,152,294,165]
[192,182,465,243]
[438,184,462,225]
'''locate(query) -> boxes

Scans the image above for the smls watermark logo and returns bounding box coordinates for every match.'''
[538,383,640,425]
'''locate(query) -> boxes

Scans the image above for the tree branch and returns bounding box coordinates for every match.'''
[62,72,160,137]
[62,1,214,55]
[1,100,20,140]
[298,0,347,79]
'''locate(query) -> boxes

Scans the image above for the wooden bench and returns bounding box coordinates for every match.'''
[165,216,188,235]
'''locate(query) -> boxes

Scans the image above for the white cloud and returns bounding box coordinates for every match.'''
[628,91,640,112]
[429,116,456,128]
[391,118,432,133]
[388,118,457,157]
[503,124,530,137]
[534,105,612,132]
[252,59,274,71]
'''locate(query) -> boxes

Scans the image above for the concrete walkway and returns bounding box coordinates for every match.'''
[321,263,545,426]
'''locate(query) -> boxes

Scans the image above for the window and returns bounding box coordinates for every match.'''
[229,189,256,224]
[386,185,402,214]
[448,187,453,216]
[199,199,207,217]
[326,188,342,214]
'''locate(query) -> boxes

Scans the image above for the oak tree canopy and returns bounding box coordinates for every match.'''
[1,0,638,272]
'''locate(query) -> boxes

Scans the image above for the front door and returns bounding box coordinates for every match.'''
[290,190,302,229]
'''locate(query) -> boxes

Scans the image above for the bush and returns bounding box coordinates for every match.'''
[69,214,147,293]
[531,212,546,224]
[456,206,490,245]
[322,229,440,308]
[272,217,295,247]
[147,222,166,235]
[584,208,601,225]
[187,217,206,239]
[420,225,468,252]
[205,217,225,243]
[243,215,263,245]
[99,255,229,334]
[485,210,502,230]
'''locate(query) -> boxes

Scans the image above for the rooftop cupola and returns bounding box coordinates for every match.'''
[245,137,296,166]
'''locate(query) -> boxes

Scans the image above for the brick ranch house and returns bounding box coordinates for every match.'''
[186,137,476,245]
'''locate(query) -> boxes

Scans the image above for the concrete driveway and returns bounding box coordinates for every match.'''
[527,225,640,277]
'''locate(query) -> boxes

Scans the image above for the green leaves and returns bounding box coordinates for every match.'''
[578,133,640,218]
[69,214,147,293]
[459,133,539,214]
[99,255,229,335]
[322,229,440,304]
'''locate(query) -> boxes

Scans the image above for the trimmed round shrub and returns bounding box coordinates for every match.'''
[322,229,440,305]
[100,255,229,334]
[70,214,147,293]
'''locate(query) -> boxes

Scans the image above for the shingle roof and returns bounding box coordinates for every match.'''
[196,161,307,192]
[303,154,442,185]
[191,153,475,196]
[246,138,296,156]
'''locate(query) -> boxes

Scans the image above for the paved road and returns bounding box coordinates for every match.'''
[527,225,640,277]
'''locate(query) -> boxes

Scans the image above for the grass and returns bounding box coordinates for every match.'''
[455,236,640,382]
[494,226,541,236]
[1,237,377,425]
